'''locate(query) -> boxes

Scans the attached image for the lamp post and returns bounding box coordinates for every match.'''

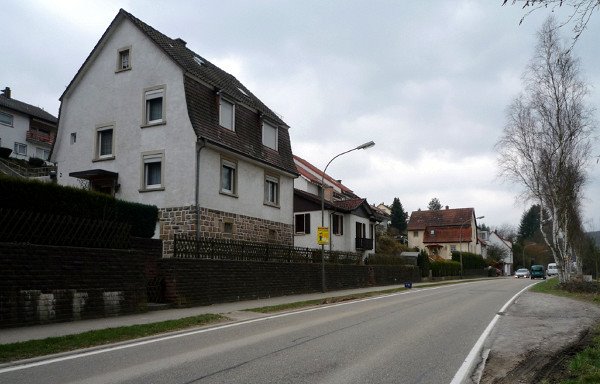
[458,215,484,278]
[320,141,375,292]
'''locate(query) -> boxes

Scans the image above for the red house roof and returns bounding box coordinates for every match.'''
[293,155,354,195]
[407,208,475,230]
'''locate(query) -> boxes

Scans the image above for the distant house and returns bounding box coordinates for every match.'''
[51,9,298,256]
[407,207,482,259]
[483,230,513,275]
[0,87,57,162]
[293,155,378,258]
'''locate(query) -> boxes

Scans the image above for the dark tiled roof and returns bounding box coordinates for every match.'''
[293,188,374,217]
[423,226,472,244]
[0,95,57,124]
[407,208,474,230]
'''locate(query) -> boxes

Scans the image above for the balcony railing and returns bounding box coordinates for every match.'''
[26,130,55,145]
[355,237,374,250]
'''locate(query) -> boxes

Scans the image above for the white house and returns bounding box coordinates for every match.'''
[0,87,57,162]
[292,155,377,258]
[51,9,298,256]
[488,231,514,276]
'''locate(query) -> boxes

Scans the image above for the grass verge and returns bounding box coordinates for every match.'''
[0,313,225,363]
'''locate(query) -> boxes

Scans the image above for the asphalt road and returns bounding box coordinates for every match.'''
[1,279,534,384]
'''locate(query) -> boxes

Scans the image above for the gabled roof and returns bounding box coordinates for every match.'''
[293,155,355,195]
[407,208,475,230]
[61,9,297,176]
[293,189,375,218]
[423,226,472,244]
[0,94,57,124]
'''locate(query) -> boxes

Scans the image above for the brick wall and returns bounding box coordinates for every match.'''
[159,205,293,257]
[0,242,159,328]
[158,258,420,307]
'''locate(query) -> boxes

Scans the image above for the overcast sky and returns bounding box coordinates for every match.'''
[2,0,599,231]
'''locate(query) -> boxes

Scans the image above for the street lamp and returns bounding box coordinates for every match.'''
[458,215,484,278]
[320,141,375,292]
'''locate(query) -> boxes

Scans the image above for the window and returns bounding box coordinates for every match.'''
[264,175,279,206]
[14,142,27,156]
[116,47,131,71]
[95,125,114,160]
[36,148,50,160]
[144,86,165,125]
[413,230,418,237]
[220,158,237,196]
[0,112,13,126]
[356,222,366,238]
[262,121,278,150]
[332,214,344,235]
[223,221,234,234]
[141,151,164,191]
[219,97,235,130]
[70,132,77,145]
[295,213,311,234]
[450,245,457,252]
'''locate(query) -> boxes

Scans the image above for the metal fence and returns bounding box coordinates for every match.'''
[173,234,361,264]
[0,208,131,249]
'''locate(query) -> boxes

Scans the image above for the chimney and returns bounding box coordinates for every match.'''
[174,38,187,47]
[445,205,449,210]
[1,87,11,99]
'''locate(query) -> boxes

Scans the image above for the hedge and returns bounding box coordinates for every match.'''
[451,251,487,269]
[430,260,461,277]
[0,175,158,238]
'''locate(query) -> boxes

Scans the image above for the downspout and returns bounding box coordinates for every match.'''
[195,138,206,240]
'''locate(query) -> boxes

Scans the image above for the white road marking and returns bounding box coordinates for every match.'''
[449,283,535,384]
[0,282,476,374]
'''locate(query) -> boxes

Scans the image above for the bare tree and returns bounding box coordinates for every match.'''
[503,0,600,45]
[496,17,595,282]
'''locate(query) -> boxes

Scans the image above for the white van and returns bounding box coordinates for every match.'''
[547,263,558,276]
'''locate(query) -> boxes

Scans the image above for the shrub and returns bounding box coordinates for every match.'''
[0,175,158,238]
[27,157,45,167]
[0,147,12,159]
[417,249,430,277]
[451,251,487,269]
[430,259,460,277]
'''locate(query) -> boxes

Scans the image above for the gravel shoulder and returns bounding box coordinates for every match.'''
[476,289,600,383]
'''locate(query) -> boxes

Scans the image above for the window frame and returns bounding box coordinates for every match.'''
[116,46,132,72]
[295,213,311,235]
[143,85,166,127]
[36,147,50,161]
[332,214,344,235]
[94,124,115,161]
[70,132,77,145]
[14,142,27,156]
[262,120,278,151]
[219,96,235,131]
[0,111,13,127]
[264,174,280,207]
[140,150,165,192]
[220,157,238,197]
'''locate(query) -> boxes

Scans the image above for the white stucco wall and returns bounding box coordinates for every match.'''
[197,147,294,225]
[53,19,197,208]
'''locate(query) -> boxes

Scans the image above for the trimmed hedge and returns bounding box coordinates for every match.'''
[430,259,460,277]
[451,251,487,269]
[0,175,158,238]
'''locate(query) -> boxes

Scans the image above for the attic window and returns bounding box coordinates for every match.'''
[430,230,435,235]
[116,46,131,72]
[193,56,203,66]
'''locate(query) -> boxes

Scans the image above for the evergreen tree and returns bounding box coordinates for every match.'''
[390,197,407,232]
[518,204,541,242]
[428,197,442,211]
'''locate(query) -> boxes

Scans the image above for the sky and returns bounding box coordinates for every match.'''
[2,0,599,231]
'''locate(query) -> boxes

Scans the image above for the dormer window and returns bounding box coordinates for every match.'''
[219,97,235,131]
[262,120,278,150]
[116,47,131,72]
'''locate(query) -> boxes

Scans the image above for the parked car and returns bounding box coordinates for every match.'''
[547,263,559,276]
[515,268,530,278]
[530,264,546,280]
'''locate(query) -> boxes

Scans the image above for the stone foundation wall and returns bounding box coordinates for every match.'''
[159,206,293,257]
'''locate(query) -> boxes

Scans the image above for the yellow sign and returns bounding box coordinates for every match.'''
[317,226,329,245]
